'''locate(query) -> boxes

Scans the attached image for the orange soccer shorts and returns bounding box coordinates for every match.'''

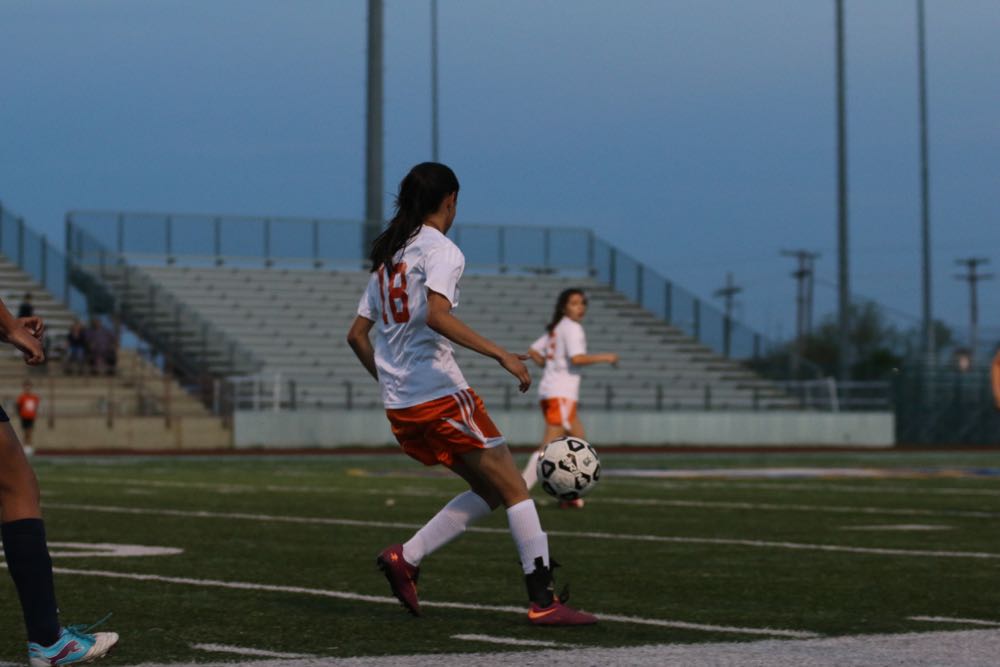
[540,397,577,430]
[386,388,505,467]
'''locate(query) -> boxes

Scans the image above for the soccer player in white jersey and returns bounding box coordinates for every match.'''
[522,288,619,508]
[347,162,597,625]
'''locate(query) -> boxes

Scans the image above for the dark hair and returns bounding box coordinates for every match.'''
[546,288,587,333]
[369,162,460,272]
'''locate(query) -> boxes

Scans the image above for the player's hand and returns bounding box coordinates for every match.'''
[17,316,45,340]
[499,352,531,393]
[606,352,620,367]
[5,322,45,365]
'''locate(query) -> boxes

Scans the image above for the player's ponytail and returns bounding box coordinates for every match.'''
[369,162,460,272]
[546,288,586,333]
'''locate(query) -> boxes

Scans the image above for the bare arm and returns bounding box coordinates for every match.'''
[528,349,546,367]
[346,316,378,381]
[571,352,619,367]
[0,299,45,365]
[426,291,531,392]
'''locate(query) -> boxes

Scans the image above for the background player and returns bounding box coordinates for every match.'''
[347,162,596,625]
[522,288,619,508]
[0,302,118,665]
[16,381,40,453]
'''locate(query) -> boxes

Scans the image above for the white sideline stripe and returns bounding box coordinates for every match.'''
[910,616,1000,627]
[44,475,1000,519]
[44,502,1000,561]
[451,634,568,648]
[660,480,1000,498]
[49,566,815,638]
[192,644,315,658]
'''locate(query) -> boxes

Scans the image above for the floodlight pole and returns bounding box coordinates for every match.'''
[917,0,934,367]
[364,0,385,258]
[835,0,851,381]
[431,0,440,162]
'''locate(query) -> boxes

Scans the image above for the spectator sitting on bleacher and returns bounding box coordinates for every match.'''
[85,316,117,375]
[65,319,87,375]
[16,293,33,319]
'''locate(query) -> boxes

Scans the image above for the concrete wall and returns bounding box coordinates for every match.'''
[234,409,895,449]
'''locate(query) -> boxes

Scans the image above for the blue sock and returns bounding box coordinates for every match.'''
[2,519,60,646]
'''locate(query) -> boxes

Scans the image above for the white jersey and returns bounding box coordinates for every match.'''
[357,225,469,409]
[530,317,587,401]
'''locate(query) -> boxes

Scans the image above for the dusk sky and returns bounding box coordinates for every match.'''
[1,1,998,346]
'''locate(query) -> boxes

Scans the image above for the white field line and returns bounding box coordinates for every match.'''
[192,644,315,659]
[41,476,1000,519]
[44,502,1000,561]
[627,479,1000,498]
[49,566,814,638]
[838,525,952,532]
[909,616,1000,627]
[451,634,568,648]
[76,628,1000,667]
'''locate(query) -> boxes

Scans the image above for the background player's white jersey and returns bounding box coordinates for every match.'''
[530,317,587,401]
[357,225,469,408]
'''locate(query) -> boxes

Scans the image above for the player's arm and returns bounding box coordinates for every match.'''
[346,316,378,381]
[528,349,546,367]
[570,353,619,367]
[0,298,45,365]
[426,291,531,392]
[992,354,1000,411]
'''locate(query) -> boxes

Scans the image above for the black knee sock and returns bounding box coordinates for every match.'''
[2,519,61,645]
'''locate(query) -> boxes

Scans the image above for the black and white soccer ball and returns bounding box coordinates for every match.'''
[537,436,601,501]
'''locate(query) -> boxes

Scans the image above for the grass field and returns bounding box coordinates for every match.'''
[2,449,1000,666]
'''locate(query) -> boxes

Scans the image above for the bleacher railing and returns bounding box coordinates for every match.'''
[65,222,262,398]
[0,201,88,316]
[66,210,773,361]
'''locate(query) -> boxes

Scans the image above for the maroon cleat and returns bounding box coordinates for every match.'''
[559,498,585,509]
[376,544,421,616]
[527,599,598,626]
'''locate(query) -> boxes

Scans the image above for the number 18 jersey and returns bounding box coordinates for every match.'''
[357,225,469,409]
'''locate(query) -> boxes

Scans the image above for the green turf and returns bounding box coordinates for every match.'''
[2,450,999,663]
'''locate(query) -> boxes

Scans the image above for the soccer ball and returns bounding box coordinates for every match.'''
[537,437,601,501]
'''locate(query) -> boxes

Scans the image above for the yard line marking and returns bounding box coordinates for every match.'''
[838,524,952,532]
[44,502,1000,561]
[192,644,316,658]
[910,616,1000,627]
[42,477,999,519]
[48,566,815,638]
[46,542,184,558]
[451,634,568,648]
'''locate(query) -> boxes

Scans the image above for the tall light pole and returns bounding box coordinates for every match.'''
[835,0,851,381]
[364,0,385,257]
[431,0,440,162]
[917,0,934,366]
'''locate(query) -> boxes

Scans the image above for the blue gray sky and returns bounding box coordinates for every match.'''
[1,1,998,343]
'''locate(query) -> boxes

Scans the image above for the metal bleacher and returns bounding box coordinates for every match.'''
[135,265,794,411]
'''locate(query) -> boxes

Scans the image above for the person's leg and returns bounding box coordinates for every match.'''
[0,421,60,646]
[399,456,500,567]
[522,423,564,489]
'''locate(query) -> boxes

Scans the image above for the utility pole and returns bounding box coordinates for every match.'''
[714,273,742,359]
[782,250,820,378]
[954,258,993,361]
[917,0,934,366]
[364,0,385,259]
[430,0,440,162]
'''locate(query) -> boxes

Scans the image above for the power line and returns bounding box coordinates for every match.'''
[713,272,743,359]
[782,250,820,378]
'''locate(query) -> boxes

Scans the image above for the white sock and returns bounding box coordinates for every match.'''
[522,450,542,489]
[402,491,492,566]
[506,499,549,574]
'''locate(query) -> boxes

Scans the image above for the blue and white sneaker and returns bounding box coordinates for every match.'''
[27,623,118,667]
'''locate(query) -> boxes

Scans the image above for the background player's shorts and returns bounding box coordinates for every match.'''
[0,406,8,422]
[540,397,577,430]
[386,388,505,467]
